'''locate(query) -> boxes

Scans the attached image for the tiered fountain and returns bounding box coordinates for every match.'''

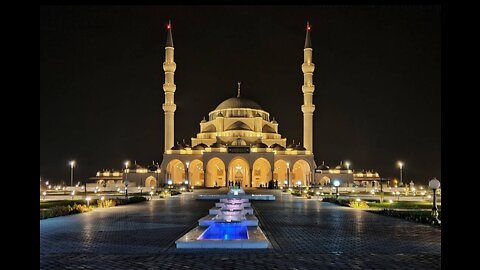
[176,188,270,248]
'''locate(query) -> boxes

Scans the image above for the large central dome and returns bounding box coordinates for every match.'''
[215,97,263,110]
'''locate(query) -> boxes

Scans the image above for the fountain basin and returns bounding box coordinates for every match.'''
[198,223,248,240]
[176,226,269,248]
[199,214,258,226]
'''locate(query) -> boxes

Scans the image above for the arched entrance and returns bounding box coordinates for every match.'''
[292,160,311,186]
[319,176,331,186]
[166,159,185,185]
[188,159,204,186]
[206,158,226,187]
[228,157,250,188]
[145,176,157,188]
[252,158,272,187]
[273,160,288,186]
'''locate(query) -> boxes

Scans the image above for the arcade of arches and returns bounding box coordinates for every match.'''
[166,157,312,188]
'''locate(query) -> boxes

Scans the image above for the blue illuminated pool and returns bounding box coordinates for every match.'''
[198,223,248,240]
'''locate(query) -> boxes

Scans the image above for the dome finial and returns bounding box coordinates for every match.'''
[237,82,241,97]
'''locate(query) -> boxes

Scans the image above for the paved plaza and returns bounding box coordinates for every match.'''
[40,189,440,269]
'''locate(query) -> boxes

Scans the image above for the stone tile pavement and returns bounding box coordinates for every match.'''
[40,189,440,269]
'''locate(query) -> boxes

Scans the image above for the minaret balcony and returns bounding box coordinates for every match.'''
[301,63,315,73]
[163,62,177,72]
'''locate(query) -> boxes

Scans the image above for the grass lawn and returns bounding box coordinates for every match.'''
[367,201,441,209]
[40,200,94,210]
[367,209,441,226]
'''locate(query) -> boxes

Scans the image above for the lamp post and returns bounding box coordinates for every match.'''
[69,160,75,187]
[397,161,403,187]
[42,191,46,201]
[185,162,190,186]
[333,180,340,199]
[429,178,441,224]
[286,162,290,187]
[345,161,350,187]
[124,161,129,200]
[84,179,87,199]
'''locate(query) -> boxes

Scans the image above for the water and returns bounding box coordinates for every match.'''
[198,223,248,240]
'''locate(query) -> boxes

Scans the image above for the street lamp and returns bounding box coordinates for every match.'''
[397,161,404,186]
[42,191,46,200]
[429,178,441,224]
[150,191,154,200]
[71,190,75,200]
[185,162,189,186]
[69,160,75,187]
[124,161,129,199]
[286,162,290,187]
[333,180,340,199]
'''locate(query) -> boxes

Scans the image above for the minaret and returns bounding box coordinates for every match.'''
[301,21,315,153]
[162,20,177,151]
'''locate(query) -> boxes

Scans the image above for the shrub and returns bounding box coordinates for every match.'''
[322,197,338,203]
[128,196,147,204]
[97,199,116,208]
[348,200,369,208]
[170,190,182,196]
[71,203,93,213]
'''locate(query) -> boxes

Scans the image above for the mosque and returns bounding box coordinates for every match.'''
[109,21,382,189]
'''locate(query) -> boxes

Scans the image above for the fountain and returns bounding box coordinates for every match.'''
[176,188,270,248]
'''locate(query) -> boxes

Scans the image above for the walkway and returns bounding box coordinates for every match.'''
[40,189,440,269]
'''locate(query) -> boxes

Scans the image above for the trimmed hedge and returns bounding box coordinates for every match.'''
[40,203,93,220]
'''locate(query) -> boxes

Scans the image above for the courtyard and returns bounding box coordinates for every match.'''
[40,189,440,269]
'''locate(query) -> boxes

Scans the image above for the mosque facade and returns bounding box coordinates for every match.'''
[117,22,382,189]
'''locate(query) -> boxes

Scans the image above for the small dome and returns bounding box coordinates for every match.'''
[286,140,296,150]
[294,144,306,151]
[129,162,144,170]
[335,161,348,170]
[192,143,208,150]
[148,163,160,172]
[181,139,191,149]
[270,143,286,151]
[210,142,226,148]
[271,117,278,124]
[171,141,185,150]
[252,142,268,148]
[200,117,207,123]
[317,161,330,170]
[215,97,262,110]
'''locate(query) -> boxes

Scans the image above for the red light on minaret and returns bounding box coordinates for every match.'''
[307,22,311,31]
[167,24,171,29]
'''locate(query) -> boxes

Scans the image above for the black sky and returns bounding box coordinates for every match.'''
[40,5,440,185]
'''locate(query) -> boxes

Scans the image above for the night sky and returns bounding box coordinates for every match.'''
[40,5,440,185]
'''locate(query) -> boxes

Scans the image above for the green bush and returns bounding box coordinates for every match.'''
[370,209,441,226]
[348,200,369,208]
[97,199,116,208]
[71,203,93,213]
[128,196,147,203]
[40,203,93,219]
[322,197,338,203]
[170,190,182,196]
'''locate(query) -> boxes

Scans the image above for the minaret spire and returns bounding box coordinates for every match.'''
[166,20,174,47]
[237,82,241,97]
[162,20,177,151]
[304,21,312,48]
[301,21,315,153]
